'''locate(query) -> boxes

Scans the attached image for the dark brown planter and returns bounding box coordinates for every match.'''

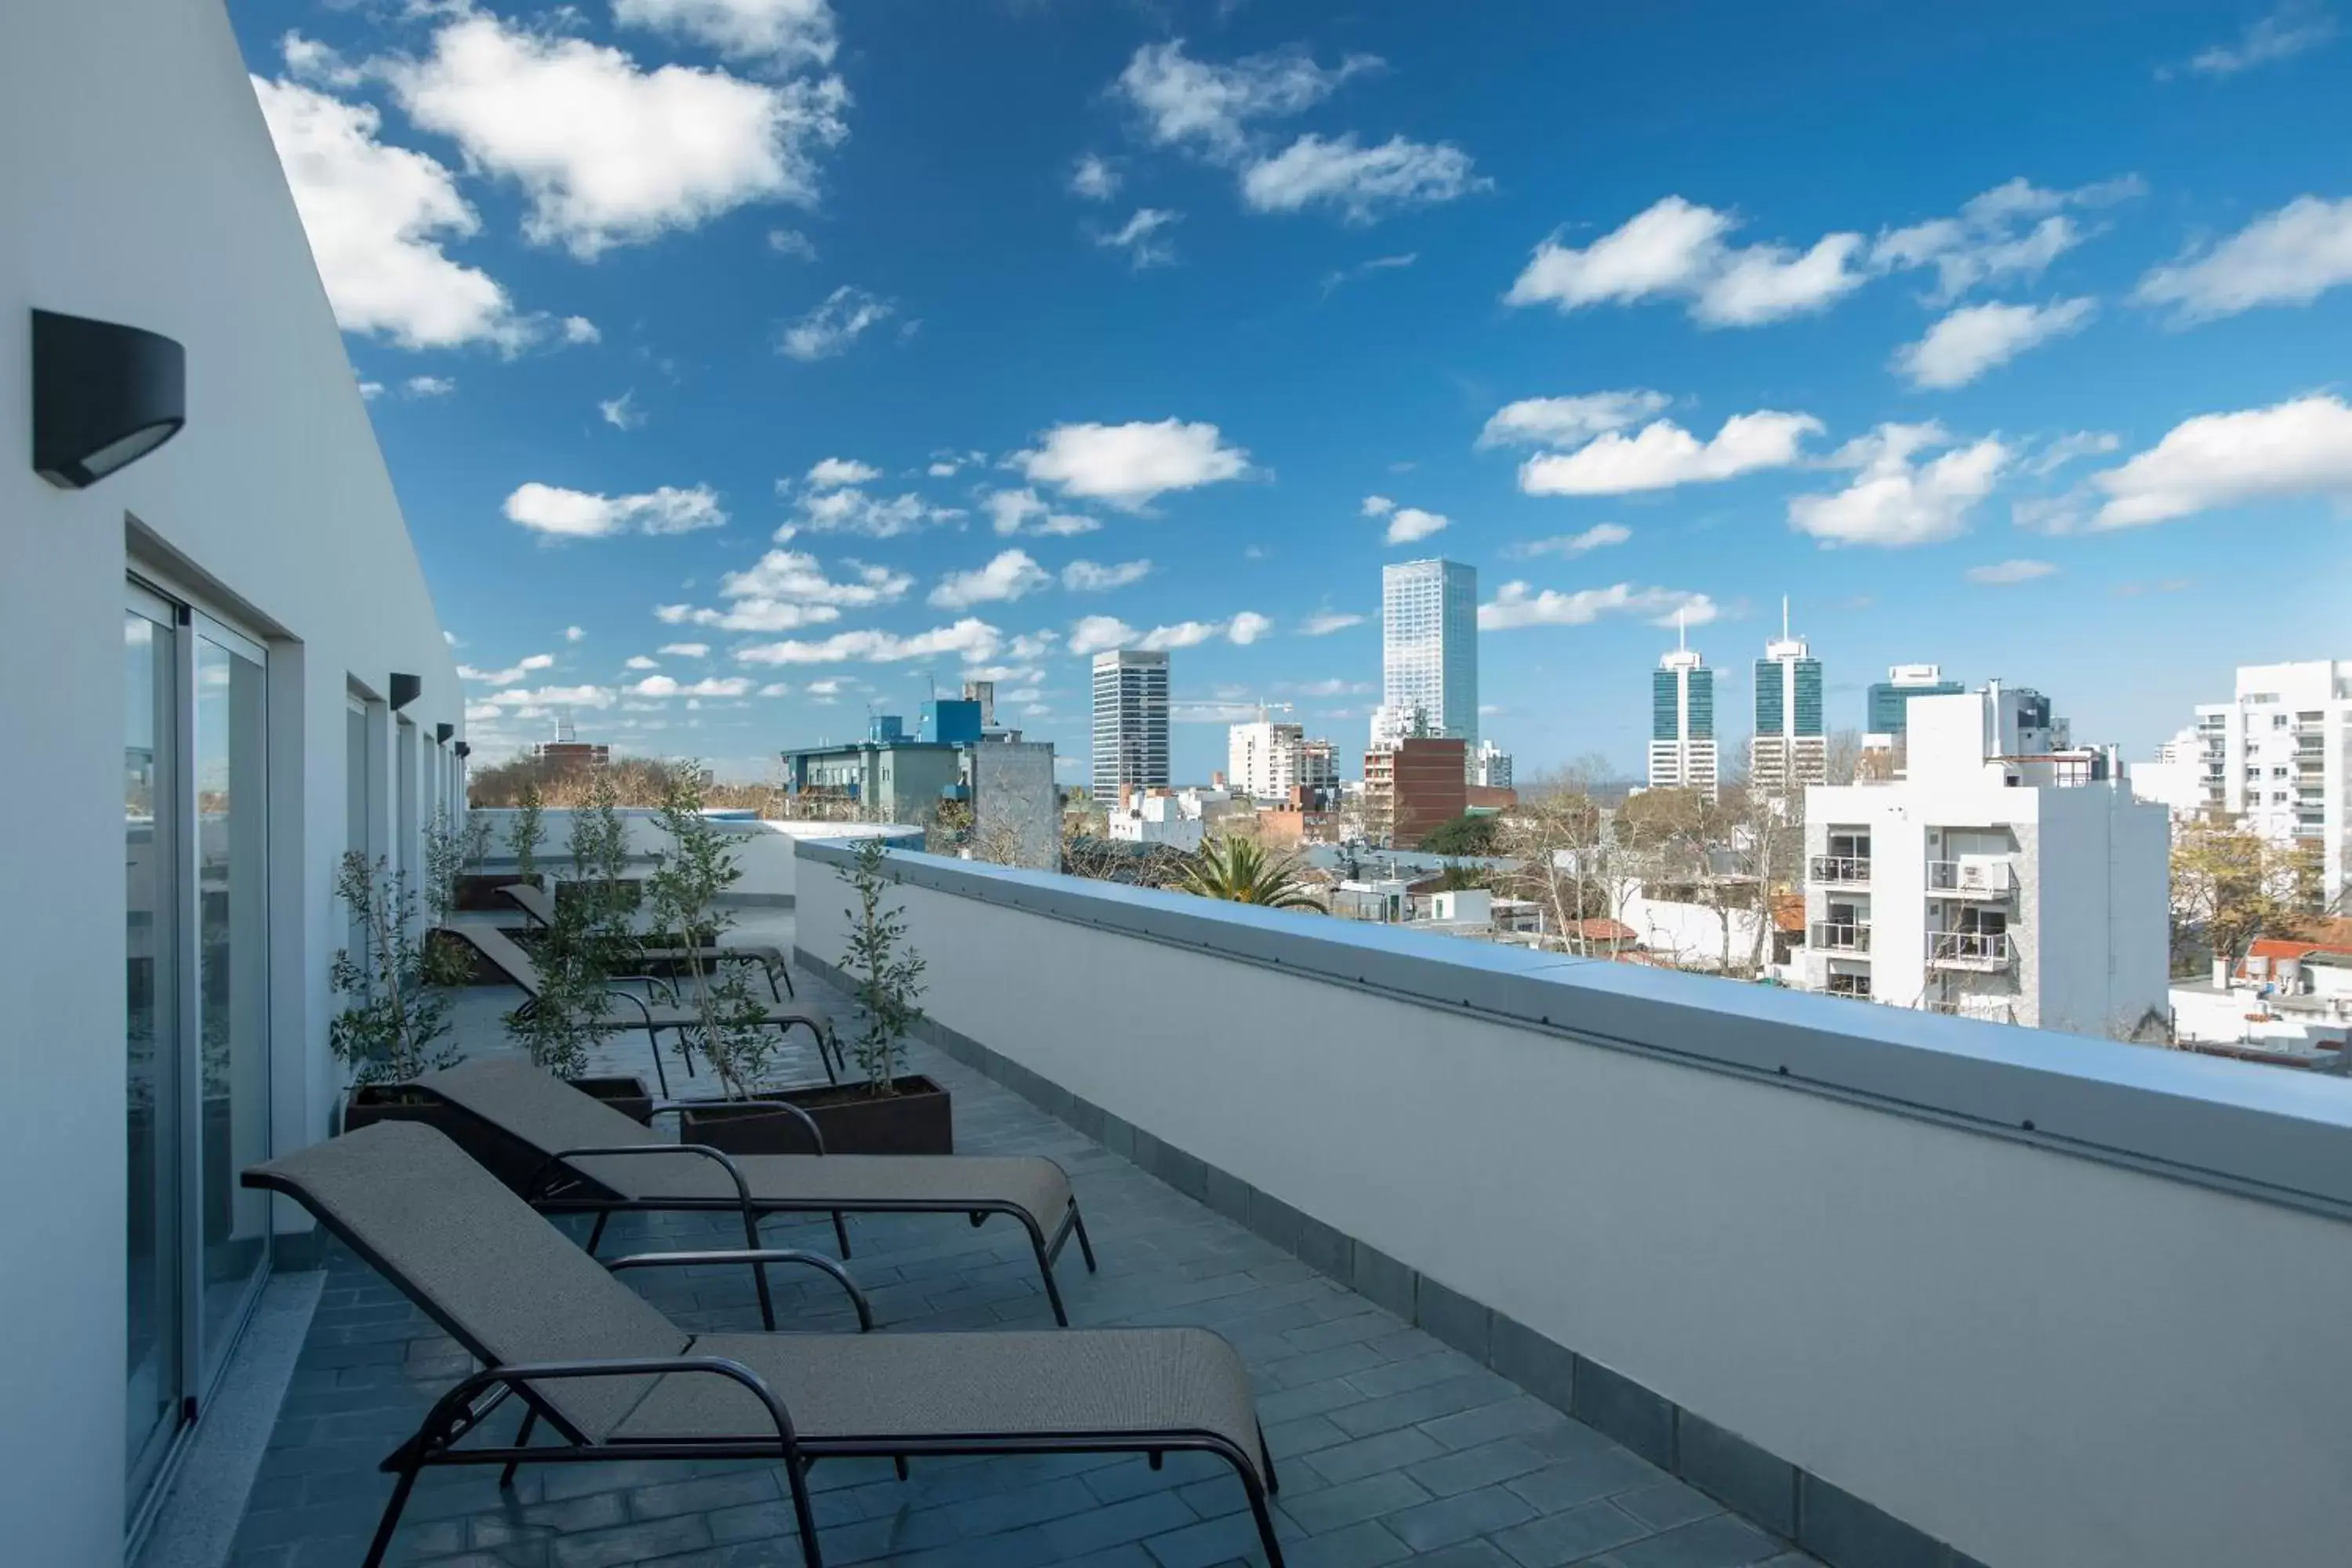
[569,1074,655,1126]
[678,1075,953,1156]
[426,926,507,985]
[455,873,539,913]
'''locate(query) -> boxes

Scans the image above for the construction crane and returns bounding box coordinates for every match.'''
[1251,699,1296,723]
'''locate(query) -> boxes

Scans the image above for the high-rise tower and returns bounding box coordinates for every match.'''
[1372,559,1477,752]
[1090,649,1169,800]
[1751,598,1826,794]
[1649,612,1719,802]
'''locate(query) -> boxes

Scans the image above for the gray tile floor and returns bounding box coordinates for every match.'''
[225,913,1817,1568]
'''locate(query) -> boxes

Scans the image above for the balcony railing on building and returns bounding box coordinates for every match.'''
[1810,920,1871,953]
[1822,970,1871,997]
[1926,859,2013,898]
[1929,930,2013,968]
[1809,853,1871,884]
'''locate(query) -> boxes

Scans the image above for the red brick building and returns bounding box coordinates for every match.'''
[1363,737,1468,848]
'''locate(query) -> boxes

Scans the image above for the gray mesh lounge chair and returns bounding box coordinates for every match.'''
[418,1057,1099,1327]
[243,1122,1283,1568]
[445,924,837,1096]
[497,882,797,1001]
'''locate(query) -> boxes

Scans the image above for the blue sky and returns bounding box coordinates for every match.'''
[234,0,2352,783]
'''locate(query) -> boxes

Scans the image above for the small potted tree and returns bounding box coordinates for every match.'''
[333,851,467,1135]
[680,833,950,1155]
[456,782,545,910]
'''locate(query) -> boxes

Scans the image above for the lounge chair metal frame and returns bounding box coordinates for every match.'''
[496,882,797,1002]
[242,1126,1284,1568]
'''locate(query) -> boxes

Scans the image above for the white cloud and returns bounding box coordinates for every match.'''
[2026,430,2121,475]
[405,374,457,397]
[504,481,725,538]
[624,655,661,670]
[1061,558,1153,591]
[1506,197,1865,326]
[779,285,893,359]
[2089,394,2352,528]
[1290,677,1370,697]
[387,12,849,260]
[757,682,792,696]
[561,315,601,344]
[459,652,557,686]
[1240,133,1483,222]
[1094,207,1181,268]
[1871,176,2140,303]
[1787,423,2009,547]
[250,74,529,351]
[2136,195,2352,321]
[1477,391,1669,449]
[1895,297,2096,389]
[485,683,615,710]
[1017,419,1250,510]
[1479,583,1719,631]
[2176,2,2338,75]
[1319,252,1417,296]
[281,31,361,89]
[791,485,956,537]
[658,641,711,658]
[805,456,880,488]
[1512,523,1632,557]
[1965,559,2058,585]
[564,625,586,642]
[1519,411,1820,495]
[1116,39,1374,159]
[1384,506,1448,545]
[1139,620,1222,651]
[735,619,1003,666]
[767,227,817,259]
[1227,611,1274,645]
[1298,612,1364,636]
[1069,152,1120,201]
[630,673,754,699]
[1171,700,1265,724]
[930,549,1051,609]
[612,0,837,72]
[1066,615,1138,656]
[980,488,1098,537]
[358,380,387,399]
[600,390,645,429]
[659,547,909,631]
[1359,495,1396,517]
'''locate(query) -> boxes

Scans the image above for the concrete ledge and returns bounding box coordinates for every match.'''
[794,942,1970,1568]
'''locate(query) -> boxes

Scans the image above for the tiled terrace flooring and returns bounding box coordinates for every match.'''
[224,914,1817,1568]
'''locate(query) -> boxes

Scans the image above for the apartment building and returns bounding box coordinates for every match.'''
[1090,648,1170,800]
[1802,686,2169,1036]
[1363,736,1469,849]
[1750,607,1825,795]
[1647,626,1719,802]
[2192,660,2351,909]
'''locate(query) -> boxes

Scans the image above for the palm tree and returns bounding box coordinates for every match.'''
[1174,834,1324,911]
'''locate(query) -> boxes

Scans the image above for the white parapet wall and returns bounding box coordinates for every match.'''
[466,810,919,903]
[795,842,2352,1568]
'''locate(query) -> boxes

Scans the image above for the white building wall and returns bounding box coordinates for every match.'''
[2,2,464,1555]
[2195,662,2350,910]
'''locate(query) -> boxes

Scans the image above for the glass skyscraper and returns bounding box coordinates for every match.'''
[1375,559,1477,750]
[1649,626,1719,801]
[1090,649,1169,799]
[1752,605,1826,793]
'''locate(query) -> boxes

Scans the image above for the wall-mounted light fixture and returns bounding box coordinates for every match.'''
[452,742,471,760]
[434,722,455,745]
[389,673,421,713]
[31,309,187,489]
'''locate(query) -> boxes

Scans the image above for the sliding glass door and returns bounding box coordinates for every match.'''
[125,582,272,1518]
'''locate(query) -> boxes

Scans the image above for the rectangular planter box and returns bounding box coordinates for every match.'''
[679,1075,953,1156]
[454,873,539,913]
[343,1073,653,1189]
[571,1075,655,1126]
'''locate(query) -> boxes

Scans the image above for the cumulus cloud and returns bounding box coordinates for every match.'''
[561,316,601,344]
[1116,39,1374,159]
[1093,207,1181,268]
[1519,411,1820,495]
[982,488,1099,537]
[1506,197,1866,326]
[2136,195,2352,321]
[1228,612,1275,645]
[2025,430,2121,475]
[504,481,726,538]
[1068,615,1139,656]
[1138,621,1222,650]
[1477,391,1670,449]
[629,673,754,699]
[385,10,849,260]
[1061,558,1153,591]
[564,625,586,642]
[612,0,837,72]
[805,456,880,488]
[482,683,615,710]
[779,285,893,359]
[599,390,644,429]
[1479,583,1719,632]
[1319,252,1417,297]
[1383,506,1448,545]
[1299,612,1364,636]
[1787,423,2009,547]
[658,547,910,631]
[658,641,711,657]
[1359,495,1396,517]
[459,653,557,686]
[1868,176,2139,304]
[2089,394,2352,528]
[405,375,456,397]
[1510,523,1632,557]
[767,227,817,259]
[1069,152,1121,201]
[1894,297,2096,389]
[1017,419,1250,510]
[1965,559,2058,585]
[2173,2,2338,76]
[1240,133,1484,222]
[930,549,1051,610]
[281,31,362,89]
[735,619,1003,666]
[251,74,530,351]
[791,486,957,537]
[624,655,660,670]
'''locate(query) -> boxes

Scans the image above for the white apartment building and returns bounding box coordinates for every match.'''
[1105,786,1247,852]
[1802,688,2169,1037]
[2191,660,2351,910]
[1648,630,1719,802]
[1473,738,1514,790]
[2129,724,2209,823]
[1375,558,1477,753]
[1090,648,1169,800]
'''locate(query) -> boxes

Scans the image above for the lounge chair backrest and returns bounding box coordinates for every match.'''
[500,881,559,927]
[420,1058,662,1185]
[452,925,546,998]
[244,1121,684,1439]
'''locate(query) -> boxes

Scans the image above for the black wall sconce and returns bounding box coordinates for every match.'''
[32,309,187,489]
[389,673,421,713]
[452,742,472,760]
[435,722,455,745]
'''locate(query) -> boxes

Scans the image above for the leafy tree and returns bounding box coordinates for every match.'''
[329,853,465,1084]
[1499,760,1620,953]
[500,894,615,1080]
[647,764,779,1098]
[838,836,927,1097]
[2171,818,2321,976]
[509,782,544,883]
[1418,811,1500,857]
[1174,835,1324,910]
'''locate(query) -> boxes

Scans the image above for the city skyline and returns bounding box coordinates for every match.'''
[225,0,2352,785]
